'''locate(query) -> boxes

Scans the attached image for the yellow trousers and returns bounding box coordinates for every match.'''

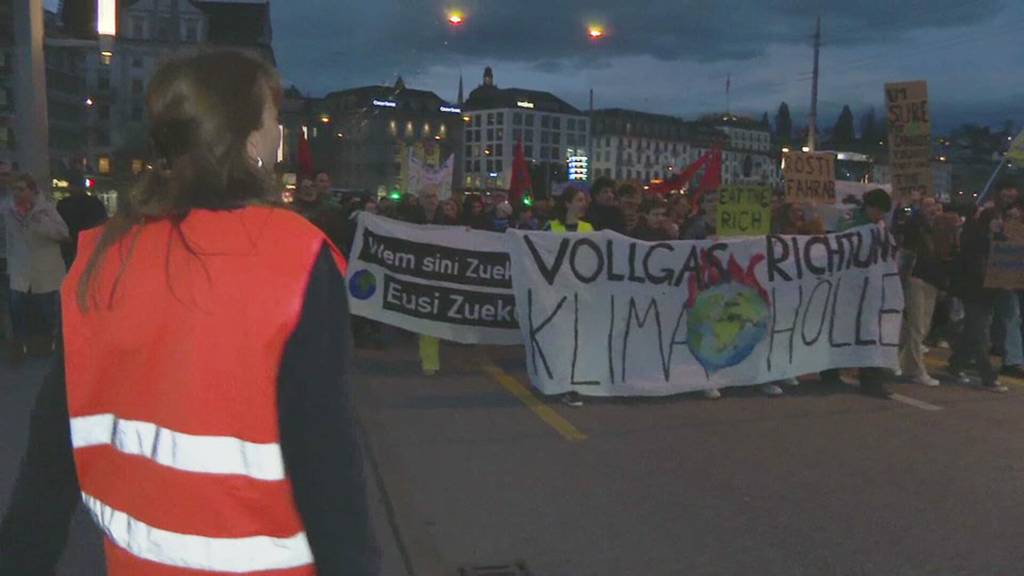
[418,335,440,373]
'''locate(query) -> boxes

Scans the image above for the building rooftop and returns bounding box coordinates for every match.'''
[323,81,458,115]
[464,67,582,115]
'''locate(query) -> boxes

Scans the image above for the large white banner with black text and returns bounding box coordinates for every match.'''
[506,226,904,396]
[347,213,521,344]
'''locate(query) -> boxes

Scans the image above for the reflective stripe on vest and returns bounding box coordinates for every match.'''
[71,414,287,481]
[81,493,313,572]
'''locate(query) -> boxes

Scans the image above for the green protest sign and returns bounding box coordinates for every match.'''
[716,185,772,237]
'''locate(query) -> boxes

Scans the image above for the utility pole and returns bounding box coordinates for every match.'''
[588,87,594,182]
[12,0,50,188]
[807,16,821,152]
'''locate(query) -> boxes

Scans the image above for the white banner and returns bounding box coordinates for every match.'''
[507,226,904,396]
[406,153,455,200]
[347,213,521,344]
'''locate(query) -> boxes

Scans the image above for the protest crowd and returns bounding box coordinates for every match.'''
[1,48,1021,575]
[292,164,1023,405]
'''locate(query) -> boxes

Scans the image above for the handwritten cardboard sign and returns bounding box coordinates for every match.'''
[985,220,1024,290]
[885,81,932,202]
[783,151,836,204]
[716,185,772,237]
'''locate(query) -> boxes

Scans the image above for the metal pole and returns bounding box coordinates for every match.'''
[807,16,821,152]
[977,156,1007,205]
[12,0,51,189]
[587,88,593,182]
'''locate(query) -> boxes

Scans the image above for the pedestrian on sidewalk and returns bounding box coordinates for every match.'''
[0,50,380,575]
[948,176,1020,392]
[2,173,69,364]
[56,178,108,268]
[898,196,952,387]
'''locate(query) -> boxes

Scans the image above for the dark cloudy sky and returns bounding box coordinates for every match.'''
[266,0,1022,132]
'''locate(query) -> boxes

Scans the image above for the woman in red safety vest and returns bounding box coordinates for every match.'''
[0,50,379,575]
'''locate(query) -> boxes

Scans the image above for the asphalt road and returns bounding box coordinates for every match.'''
[4,341,1024,575]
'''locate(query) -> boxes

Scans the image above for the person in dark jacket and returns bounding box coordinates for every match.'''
[586,176,626,233]
[56,184,108,267]
[948,177,1020,392]
[898,196,950,386]
[293,172,349,248]
[460,193,488,229]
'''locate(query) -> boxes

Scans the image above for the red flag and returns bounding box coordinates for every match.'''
[688,148,722,213]
[297,130,314,180]
[508,139,533,206]
[697,148,722,193]
[648,149,713,195]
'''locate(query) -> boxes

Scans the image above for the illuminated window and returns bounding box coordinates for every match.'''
[98,156,111,174]
[405,121,414,137]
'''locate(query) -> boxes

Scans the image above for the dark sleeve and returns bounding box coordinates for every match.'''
[0,349,81,574]
[278,243,381,576]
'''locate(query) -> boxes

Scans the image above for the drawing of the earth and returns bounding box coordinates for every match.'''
[687,282,770,373]
[349,269,377,300]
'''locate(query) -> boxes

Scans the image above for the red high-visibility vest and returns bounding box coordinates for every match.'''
[61,206,346,575]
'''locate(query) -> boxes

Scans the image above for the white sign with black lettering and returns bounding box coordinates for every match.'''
[507,227,903,396]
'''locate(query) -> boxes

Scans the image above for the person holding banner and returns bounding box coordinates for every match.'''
[820,189,896,398]
[544,186,593,234]
[544,186,592,406]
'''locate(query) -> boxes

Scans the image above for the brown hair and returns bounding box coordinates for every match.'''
[77,50,283,310]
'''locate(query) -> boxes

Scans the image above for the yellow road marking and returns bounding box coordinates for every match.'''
[479,361,588,443]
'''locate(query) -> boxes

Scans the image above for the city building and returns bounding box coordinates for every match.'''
[696,114,778,186]
[463,67,586,192]
[304,77,464,195]
[44,8,88,187]
[589,108,728,185]
[1,3,88,187]
[59,0,275,191]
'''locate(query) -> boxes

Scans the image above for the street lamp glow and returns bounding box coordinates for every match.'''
[447,11,464,26]
[97,0,117,36]
[587,25,605,40]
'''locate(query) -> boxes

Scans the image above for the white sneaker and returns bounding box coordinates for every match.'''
[910,374,940,387]
[922,345,930,355]
[760,383,784,396]
[893,367,903,377]
[703,388,722,400]
[781,377,800,387]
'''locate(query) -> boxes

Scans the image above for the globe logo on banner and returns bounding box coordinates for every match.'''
[349,270,377,301]
[686,253,771,373]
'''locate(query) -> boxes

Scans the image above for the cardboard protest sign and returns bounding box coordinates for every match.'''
[885,81,932,201]
[985,220,1024,290]
[507,225,903,396]
[783,151,836,204]
[716,185,772,237]
[347,213,520,344]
